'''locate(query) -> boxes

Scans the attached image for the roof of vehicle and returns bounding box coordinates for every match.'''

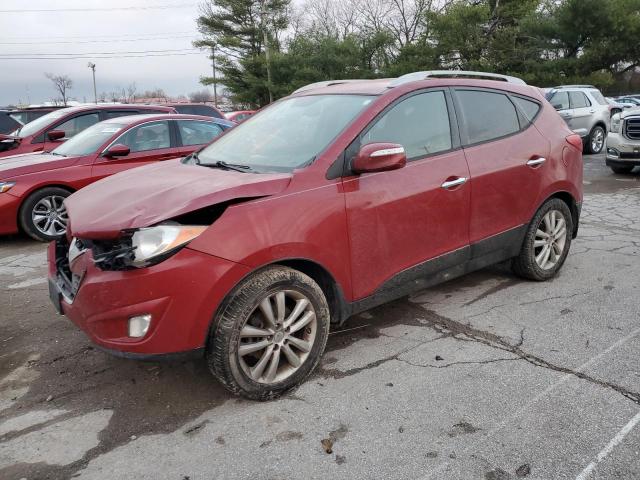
[100,113,234,127]
[51,104,176,115]
[292,76,540,98]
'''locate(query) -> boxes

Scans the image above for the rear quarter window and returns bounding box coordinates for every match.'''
[455,90,520,145]
[512,96,541,123]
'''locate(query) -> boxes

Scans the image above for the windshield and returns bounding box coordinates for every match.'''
[52,122,126,156]
[195,95,374,172]
[11,108,68,137]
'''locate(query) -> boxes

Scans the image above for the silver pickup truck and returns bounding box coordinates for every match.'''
[607,109,640,173]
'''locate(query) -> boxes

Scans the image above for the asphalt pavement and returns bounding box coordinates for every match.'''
[0,154,639,480]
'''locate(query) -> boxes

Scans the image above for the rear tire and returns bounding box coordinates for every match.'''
[610,165,634,174]
[206,265,330,400]
[585,125,605,154]
[19,187,71,242]
[513,199,573,281]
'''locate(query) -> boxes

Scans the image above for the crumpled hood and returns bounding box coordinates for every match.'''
[66,159,292,239]
[0,152,78,178]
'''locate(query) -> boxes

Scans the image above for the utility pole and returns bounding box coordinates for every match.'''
[211,46,218,108]
[260,0,273,103]
[87,62,97,104]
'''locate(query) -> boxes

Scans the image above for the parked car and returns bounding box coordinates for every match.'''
[226,110,256,122]
[545,85,610,154]
[49,71,583,400]
[0,109,23,135]
[614,97,640,108]
[606,110,640,174]
[167,103,225,119]
[9,105,64,125]
[0,104,176,158]
[0,114,232,241]
[606,97,629,116]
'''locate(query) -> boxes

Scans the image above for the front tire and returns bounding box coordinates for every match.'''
[585,125,605,154]
[513,199,573,281]
[19,187,71,242]
[207,265,330,400]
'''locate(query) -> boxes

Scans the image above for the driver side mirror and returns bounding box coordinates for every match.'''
[552,104,564,111]
[352,143,407,174]
[47,130,65,141]
[103,144,130,158]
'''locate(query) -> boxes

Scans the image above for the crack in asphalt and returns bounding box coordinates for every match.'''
[322,302,640,407]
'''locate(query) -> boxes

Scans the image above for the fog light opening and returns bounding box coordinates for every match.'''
[607,148,620,158]
[128,314,152,338]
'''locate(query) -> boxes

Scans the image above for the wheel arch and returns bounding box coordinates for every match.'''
[17,184,76,230]
[540,190,580,238]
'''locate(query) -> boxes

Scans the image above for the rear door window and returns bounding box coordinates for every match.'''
[512,96,541,124]
[176,120,224,146]
[455,90,520,145]
[361,90,452,160]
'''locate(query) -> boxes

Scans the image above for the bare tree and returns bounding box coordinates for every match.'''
[189,89,213,102]
[126,82,137,103]
[45,73,73,106]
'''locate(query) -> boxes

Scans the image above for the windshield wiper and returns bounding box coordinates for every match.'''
[202,160,253,173]
[45,151,66,157]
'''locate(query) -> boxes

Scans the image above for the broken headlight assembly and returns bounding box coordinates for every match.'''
[93,224,207,270]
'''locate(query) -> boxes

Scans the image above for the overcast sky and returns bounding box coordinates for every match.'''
[0,1,213,105]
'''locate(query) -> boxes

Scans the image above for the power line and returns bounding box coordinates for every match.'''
[0,35,197,45]
[0,48,200,57]
[0,52,204,60]
[0,31,194,40]
[0,3,197,13]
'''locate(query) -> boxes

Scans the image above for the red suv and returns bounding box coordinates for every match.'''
[0,104,175,158]
[1,114,232,241]
[48,71,583,400]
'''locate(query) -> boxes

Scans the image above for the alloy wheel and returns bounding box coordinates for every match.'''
[238,289,317,384]
[32,195,68,237]
[591,127,604,153]
[533,209,567,270]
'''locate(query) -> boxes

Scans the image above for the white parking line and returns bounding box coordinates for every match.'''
[575,411,640,480]
[419,325,640,480]
[7,277,47,289]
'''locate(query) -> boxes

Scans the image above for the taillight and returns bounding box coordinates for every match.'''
[566,134,583,152]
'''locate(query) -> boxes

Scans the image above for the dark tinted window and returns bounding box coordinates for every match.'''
[362,91,452,159]
[456,90,519,144]
[0,113,20,134]
[569,92,590,108]
[549,91,570,110]
[55,113,100,138]
[117,121,171,152]
[173,104,222,118]
[512,97,541,123]
[105,110,140,119]
[177,120,224,146]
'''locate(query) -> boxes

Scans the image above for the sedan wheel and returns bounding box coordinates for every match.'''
[32,195,68,238]
[207,266,330,400]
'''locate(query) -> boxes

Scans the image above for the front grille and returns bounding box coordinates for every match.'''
[625,117,640,140]
[620,152,640,159]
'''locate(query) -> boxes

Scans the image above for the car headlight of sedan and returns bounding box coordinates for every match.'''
[610,114,622,133]
[93,224,207,270]
[0,181,16,193]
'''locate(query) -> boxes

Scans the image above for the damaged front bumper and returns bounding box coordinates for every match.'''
[47,237,251,356]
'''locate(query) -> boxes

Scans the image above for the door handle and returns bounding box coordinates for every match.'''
[526,157,546,167]
[441,177,468,189]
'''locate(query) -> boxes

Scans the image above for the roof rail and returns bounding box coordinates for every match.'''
[292,79,367,94]
[551,85,596,89]
[388,70,527,87]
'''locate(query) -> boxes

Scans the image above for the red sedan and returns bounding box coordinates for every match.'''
[0,104,176,158]
[0,114,233,240]
[50,72,583,399]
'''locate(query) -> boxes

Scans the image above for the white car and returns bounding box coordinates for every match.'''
[606,109,640,173]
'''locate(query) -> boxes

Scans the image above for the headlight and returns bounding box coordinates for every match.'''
[0,181,15,193]
[610,114,621,133]
[130,225,207,267]
[93,224,207,270]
